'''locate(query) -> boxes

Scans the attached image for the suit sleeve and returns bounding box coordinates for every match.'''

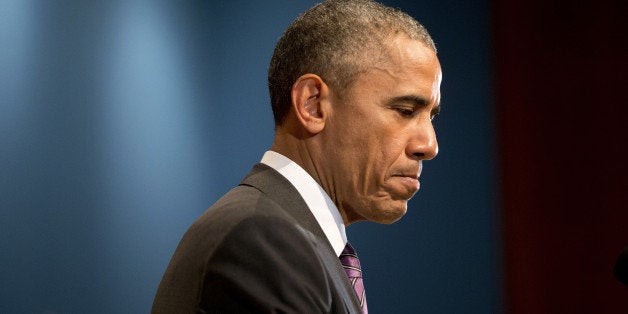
[199,215,335,313]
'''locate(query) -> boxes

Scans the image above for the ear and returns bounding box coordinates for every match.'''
[291,74,329,134]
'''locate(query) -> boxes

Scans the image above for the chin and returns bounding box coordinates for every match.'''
[369,202,408,224]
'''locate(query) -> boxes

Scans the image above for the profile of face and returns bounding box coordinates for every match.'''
[320,35,442,225]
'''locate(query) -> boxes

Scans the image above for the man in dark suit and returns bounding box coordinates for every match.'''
[152,0,441,313]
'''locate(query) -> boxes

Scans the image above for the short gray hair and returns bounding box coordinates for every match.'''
[268,0,436,126]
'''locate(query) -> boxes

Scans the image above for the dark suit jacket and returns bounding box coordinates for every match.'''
[152,164,362,313]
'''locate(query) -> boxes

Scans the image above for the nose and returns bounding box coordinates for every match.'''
[406,120,438,161]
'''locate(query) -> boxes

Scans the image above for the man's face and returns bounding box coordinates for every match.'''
[320,35,441,225]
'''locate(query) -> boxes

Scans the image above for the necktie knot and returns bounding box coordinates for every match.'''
[340,243,368,313]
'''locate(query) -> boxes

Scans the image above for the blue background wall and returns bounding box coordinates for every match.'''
[1,1,498,313]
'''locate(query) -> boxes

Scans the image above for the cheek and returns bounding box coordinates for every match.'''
[331,112,406,180]
[361,134,406,190]
[379,132,408,164]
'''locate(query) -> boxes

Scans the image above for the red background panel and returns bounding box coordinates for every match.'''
[493,0,628,313]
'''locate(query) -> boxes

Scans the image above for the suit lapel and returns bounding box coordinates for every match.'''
[240,163,362,312]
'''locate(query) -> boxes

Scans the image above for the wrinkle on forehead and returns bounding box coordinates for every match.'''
[366,35,440,78]
[373,37,441,92]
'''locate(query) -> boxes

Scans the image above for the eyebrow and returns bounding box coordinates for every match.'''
[387,95,441,116]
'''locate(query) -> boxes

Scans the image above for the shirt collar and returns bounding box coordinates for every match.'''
[261,150,348,256]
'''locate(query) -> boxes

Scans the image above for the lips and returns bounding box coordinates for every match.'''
[389,174,420,198]
[394,173,419,180]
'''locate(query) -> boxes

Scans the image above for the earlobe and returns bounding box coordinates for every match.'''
[291,74,328,134]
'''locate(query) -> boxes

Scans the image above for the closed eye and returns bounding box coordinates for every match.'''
[387,95,430,119]
[394,107,416,117]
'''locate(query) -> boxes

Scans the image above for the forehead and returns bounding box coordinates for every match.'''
[384,36,441,83]
[346,36,442,101]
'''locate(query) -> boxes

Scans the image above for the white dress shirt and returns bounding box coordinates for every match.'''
[261,150,348,256]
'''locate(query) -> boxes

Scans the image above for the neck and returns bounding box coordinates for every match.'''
[270,127,319,184]
[270,126,356,225]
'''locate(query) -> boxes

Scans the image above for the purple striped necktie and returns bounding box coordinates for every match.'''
[340,243,368,313]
